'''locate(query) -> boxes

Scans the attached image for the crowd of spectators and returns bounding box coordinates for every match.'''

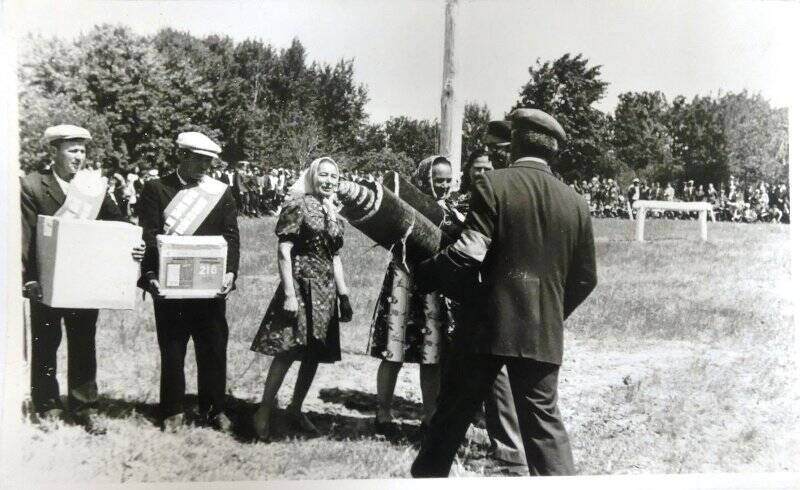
[104,160,383,219]
[568,175,790,223]
[102,161,789,224]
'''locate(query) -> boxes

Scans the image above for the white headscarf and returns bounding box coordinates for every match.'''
[286,157,340,200]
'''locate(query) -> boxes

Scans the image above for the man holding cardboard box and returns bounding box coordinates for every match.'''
[20,124,146,434]
[138,131,240,434]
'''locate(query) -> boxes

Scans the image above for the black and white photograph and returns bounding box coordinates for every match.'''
[0,0,798,486]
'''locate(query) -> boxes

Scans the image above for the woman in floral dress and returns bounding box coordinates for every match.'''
[251,157,353,440]
[368,155,462,434]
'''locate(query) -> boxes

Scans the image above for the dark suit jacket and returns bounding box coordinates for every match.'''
[426,158,597,365]
[137,172,240,289]
[20,170,123,284]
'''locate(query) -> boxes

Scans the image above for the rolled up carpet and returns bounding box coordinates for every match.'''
[337,180,444,266]
[381,171,463,242]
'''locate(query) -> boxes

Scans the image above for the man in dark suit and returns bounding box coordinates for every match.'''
[476,119,527,475]
[20,124,145,433]
[137,131,240,433]
[411,109,597,477]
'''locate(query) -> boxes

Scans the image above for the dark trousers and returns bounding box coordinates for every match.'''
[484,366,527,470]
[412,352,575,477]
[29,302,99,413]
[153,298,229,419]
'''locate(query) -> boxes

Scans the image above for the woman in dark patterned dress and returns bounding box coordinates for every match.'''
[250,157,353,441]
[368,155,462,434]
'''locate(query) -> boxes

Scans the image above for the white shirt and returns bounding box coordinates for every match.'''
[53,170,70,194]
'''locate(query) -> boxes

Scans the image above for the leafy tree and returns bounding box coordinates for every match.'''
[342,147,416,176]
[20,25,176,172]
[718,91,788,183]
[513,53,617,180]
[461,101,491,163]
[312,59,369,154]
[613,91,673,171]
[668,95,728,185]
[383,116,439,165]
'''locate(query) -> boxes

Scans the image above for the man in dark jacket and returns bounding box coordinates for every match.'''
[21,124,144,433]
[138,131,240,433]
[411,109,597,477]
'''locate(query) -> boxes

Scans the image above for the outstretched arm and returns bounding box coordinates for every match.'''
[416,174,497,298]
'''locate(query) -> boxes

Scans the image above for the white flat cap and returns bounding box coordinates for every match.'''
[176,131,221,158]
[42,125,92,145]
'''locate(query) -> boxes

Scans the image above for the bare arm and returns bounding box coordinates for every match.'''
[278,241,297,312]
[278,241,295,296]
[332,255,348,295]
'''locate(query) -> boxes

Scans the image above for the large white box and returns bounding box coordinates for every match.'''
[36,215,142,309]
[156,235,227,299]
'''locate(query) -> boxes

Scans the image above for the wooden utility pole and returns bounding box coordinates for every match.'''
[439,0,462,190]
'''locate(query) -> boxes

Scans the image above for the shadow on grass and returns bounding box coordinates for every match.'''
[225,393,424,445]
[57,392,426,446]
[317,387,423,420]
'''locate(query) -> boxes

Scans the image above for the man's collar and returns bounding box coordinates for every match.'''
[511,157,552,174]
[176,169,188,186]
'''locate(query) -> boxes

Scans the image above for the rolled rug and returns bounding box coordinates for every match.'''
[381,171,463,242]
[337,180,443,266]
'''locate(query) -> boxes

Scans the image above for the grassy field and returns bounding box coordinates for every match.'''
[11,217,798,482]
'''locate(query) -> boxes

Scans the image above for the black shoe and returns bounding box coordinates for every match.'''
[208,412,234,435]
[71,408,107,435]
[374,417,398,437]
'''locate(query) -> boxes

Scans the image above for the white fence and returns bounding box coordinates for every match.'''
[632,200,714,242]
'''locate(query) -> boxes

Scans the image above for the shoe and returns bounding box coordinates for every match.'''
[483,459,529,477]
[162,413,184,433]
[34,407,65,425]
[71,408,107,435]
[287,411,321,435]
[253,409,271,442]
[209,412,233,435]
[374,417,397,437]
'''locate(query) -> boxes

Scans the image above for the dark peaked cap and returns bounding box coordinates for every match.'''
[510,108,567,143]
[483,120,512,146]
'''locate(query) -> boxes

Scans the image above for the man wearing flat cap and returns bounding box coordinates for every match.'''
[411,108,597,477]
[20,124,145,433]
[137,131,240,433]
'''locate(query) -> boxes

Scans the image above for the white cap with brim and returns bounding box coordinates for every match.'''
[176,131,221,158]
[42,125,92,145]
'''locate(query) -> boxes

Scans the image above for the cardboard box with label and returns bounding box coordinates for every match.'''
[36,215,142,309]
[157,235,227,299]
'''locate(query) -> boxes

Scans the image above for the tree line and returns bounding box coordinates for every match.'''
[19,26,788,186]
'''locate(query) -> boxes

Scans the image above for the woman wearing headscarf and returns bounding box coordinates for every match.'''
[455,148,494,213]
[368,155,459,435]
[250,157,353,441]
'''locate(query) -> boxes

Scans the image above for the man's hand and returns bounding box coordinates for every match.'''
[144,271,162,297]
[132,241,145,262]
[218,272,235,297]
[23,281,43,302]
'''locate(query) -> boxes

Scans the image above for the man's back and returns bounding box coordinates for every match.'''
[473,159,596,364]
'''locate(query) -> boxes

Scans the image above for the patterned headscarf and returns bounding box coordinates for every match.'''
[411,155,451,199]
